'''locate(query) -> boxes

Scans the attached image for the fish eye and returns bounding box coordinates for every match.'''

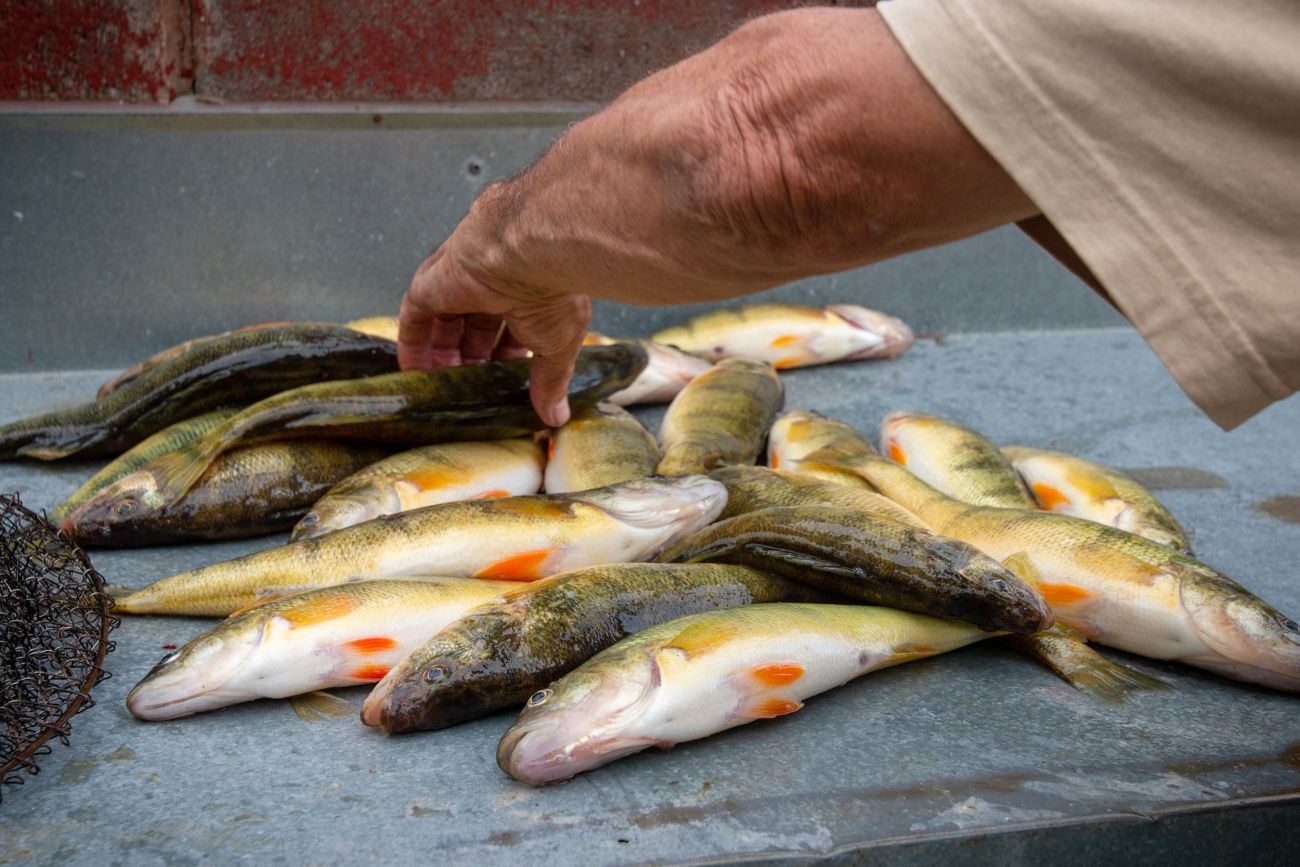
[1277,614,1299,633]
[157,651,179,666]
[299,514,318,525]
[113,499,135,517]
[993,579,1009,592]
[423,664,449,684]
[527,689,553,708]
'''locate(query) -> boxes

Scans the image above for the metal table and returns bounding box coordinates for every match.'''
[2,328,1298,865]
[2,107,1296,864]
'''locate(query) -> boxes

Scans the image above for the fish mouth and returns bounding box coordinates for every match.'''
[125,627,266,721]
[497,720,661,786]
[496,660,663,785]
[1181,574,1300,692]
[591,476,728,531]
[126,684,258,721]
[827,305,915,358]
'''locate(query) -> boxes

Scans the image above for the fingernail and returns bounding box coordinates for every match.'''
[547,400,571,428]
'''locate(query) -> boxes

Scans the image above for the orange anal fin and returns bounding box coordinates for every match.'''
[346,636,399,654]
[887,441,907,465]
[744,697,803,719]
[769,452,781,469]
[473,489,511,500]
[1032,483,1071,512]
[769,335,803,348]
[1038,582,1098,607]
[750,663,805,687]
[773,356,805,370]
[473,547,560,581]
[349,664,391,682]
[546,437,557,461]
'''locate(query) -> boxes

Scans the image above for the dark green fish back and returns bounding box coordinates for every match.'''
[378,562,821,733]
[0,325,400,461]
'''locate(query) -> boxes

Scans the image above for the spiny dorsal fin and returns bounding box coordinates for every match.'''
[664,620,742,658]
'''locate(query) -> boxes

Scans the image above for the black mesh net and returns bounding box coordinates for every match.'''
[0,493,117,804]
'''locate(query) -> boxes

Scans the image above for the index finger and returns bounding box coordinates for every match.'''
[398,252,468,370]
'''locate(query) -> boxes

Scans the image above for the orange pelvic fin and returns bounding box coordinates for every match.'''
[773,356,805,370]
[1032,482,1071,512]
[887,441,907,465]
[346,636,399,654]
[473,547,559,581]
[1037,582,1098,607]
[750,663,805,687]
[349,664,391,682]
[743,697,803,719]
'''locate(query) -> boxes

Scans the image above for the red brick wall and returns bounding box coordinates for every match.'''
[1,0,871,103]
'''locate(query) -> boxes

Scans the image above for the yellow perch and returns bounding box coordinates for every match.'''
[811,448,1300,692]
[498,603,989,784]
[879,411,1034,508]
[710,465,927,529]
[111,475,728,617]
[126,578,515,721]
[657,357,783,475]
[1003,446,1192,555]
[768,409,880,491]
[544,403,659,494]
[652,303,914,369]
[293,439,545,540]
[867,413,1163,701]
[344,315,400,342]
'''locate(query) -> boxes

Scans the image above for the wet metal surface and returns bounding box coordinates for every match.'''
[1,329,1297,865]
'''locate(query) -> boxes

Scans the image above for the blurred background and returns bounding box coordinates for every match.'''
[0,0,1117,371]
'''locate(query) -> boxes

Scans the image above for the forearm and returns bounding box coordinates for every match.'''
[449,7,1037,307]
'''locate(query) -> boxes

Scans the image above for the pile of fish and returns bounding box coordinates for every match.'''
[6,302,1299,789]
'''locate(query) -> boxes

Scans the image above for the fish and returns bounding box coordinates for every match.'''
[48,408,239,526]
[656,357,783,475]
[1002,446,1192,554]
[64,440,391,547]
[868,416,1164,700]
[544,403,658,494]
[767,409,881,491]
[81,343,646,520]
[293,439,545,541]
[497,603,990,785]
[656,505,1053,635]
[0,324,400,461]
[879,411,1034,508]
[586,333,715,405]
[94,321,306,399]
[364,563,829,733]
[110,474,727,617]
[808,448,1300,692]
[125,578,516,721]
[709,465,927,528]
[651,303,914,369]
[344,315,401,342]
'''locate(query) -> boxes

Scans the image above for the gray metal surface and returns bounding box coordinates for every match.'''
[1,329,1297,865]
[0,109,1122,373]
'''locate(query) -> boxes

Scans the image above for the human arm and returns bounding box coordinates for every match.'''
[398,7,1037,425]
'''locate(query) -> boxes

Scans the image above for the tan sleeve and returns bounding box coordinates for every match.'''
[878,0,1300,430]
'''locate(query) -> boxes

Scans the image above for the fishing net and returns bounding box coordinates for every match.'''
[0,493,117,804]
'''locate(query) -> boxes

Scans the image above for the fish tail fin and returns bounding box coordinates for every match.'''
[1002,632,1169,703]
[290,690,356,722]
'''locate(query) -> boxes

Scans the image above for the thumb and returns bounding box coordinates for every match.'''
[529,349,580,428]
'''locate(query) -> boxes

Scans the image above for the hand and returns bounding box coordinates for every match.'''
[398,8,1035,425]
[398,243,591,427]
